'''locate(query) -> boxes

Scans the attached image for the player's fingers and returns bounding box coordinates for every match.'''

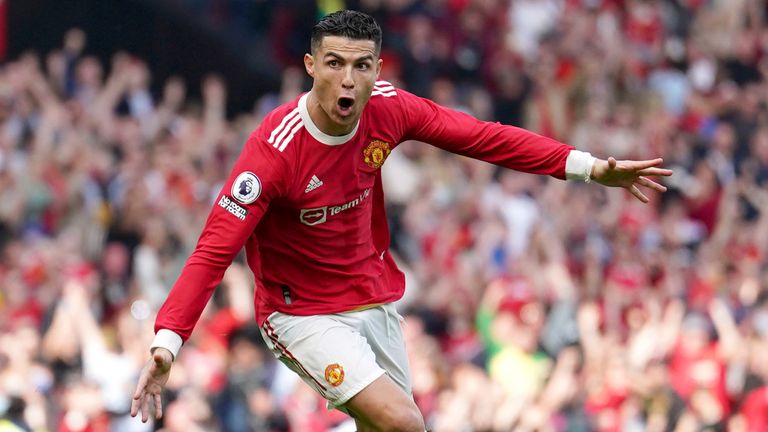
[608,157,617,170]
[133,373,148,400]
[141,394,150,423]
[629,185,649,203]
[154,393,163,419]
[636,167,673,177]
[616,159,665,174]
[636,176,667,193]
[130,391,143,417]
[625,157,664,170]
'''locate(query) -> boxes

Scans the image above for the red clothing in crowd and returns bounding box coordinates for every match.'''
[668,341,730,415]
[741,386,768,432]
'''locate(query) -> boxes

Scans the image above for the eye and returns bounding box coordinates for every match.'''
[328,60,340,68]
[357,63,370,71]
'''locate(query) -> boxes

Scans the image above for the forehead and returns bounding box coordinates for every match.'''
[316,36,377,58]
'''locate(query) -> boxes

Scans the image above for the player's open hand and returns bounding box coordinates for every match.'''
[591,157,672,203]
[131,348,173,422]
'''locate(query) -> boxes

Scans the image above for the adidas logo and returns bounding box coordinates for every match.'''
[304,175,324,193]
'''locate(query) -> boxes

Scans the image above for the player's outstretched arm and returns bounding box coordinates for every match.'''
[130,347,173,422]
[590,157,673,203]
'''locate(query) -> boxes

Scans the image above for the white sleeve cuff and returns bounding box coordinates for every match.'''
[565,150,597,182]
[150,329,183,360]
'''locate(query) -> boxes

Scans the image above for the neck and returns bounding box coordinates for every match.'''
[306,92,355,136]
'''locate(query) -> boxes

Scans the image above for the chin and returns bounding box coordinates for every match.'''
[334,113,356,125]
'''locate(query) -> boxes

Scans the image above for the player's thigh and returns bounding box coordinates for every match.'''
[355,303,412,395]
[259,312,385,407]
[344,373,425,432]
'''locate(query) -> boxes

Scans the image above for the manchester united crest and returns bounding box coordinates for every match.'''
[324,363,345,387]
[363,140,391,169]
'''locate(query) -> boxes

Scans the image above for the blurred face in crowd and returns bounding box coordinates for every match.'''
[304,36,381,136]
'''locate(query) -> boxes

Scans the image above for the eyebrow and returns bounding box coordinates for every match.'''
[324,52,374,63]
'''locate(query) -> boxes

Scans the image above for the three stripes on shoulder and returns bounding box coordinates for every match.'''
[268,106,303,152]
[372,81,397,97]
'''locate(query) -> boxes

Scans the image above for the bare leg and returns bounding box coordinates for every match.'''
[354,418,374,432]
[343,374,425,432]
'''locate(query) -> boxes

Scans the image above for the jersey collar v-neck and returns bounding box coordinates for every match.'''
[299,92,359,146]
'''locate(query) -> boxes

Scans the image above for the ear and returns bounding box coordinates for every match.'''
[375,58,383,80]
[304,53,315,78]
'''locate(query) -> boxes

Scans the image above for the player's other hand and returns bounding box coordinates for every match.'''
[131,347,173,422]
[591,157,672,203]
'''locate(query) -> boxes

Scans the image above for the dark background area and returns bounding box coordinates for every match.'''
[6,0,284,115]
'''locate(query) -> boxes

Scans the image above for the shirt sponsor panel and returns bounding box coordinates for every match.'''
[299,188,371,226]
[218,195,248,221]
[299,207,327,226]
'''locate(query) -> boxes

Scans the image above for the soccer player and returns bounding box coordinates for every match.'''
[130,10,672,432]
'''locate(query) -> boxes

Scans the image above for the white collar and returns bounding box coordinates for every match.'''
[298,92,359,145]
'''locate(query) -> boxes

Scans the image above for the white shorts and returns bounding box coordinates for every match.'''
[259,302,412,409]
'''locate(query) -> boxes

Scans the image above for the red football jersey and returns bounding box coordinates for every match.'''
[155,81,574,342]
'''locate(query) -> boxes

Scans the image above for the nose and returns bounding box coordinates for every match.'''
[341,66,354,89]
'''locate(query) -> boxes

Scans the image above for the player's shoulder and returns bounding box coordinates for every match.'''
[262,96,301,126]
[370,80,399,99]
[366,80,427,130]
[367,80,403,115]
[368,80,406,104]
[367,80,419,111]
[250,96,305,155]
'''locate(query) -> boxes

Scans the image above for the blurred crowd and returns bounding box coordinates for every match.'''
[2,0,768,431]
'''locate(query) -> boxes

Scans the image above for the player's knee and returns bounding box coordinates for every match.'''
[378,405,425,432]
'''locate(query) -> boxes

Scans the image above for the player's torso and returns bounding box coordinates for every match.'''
[256,99,399,266]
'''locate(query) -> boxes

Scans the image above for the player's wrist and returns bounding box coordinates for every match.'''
[565,150,597,183]
[150,347,174,362]
[589,158,605,180]
[150,329,183,361]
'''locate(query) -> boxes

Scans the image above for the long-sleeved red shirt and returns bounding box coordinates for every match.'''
[154,81,587,347]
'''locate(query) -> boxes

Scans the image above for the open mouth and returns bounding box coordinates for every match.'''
[337,97,354,115]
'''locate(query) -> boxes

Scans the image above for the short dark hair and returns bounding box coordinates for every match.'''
[311,10,382,55]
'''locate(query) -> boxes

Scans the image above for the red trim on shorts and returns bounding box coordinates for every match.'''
[263,319,328,392]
